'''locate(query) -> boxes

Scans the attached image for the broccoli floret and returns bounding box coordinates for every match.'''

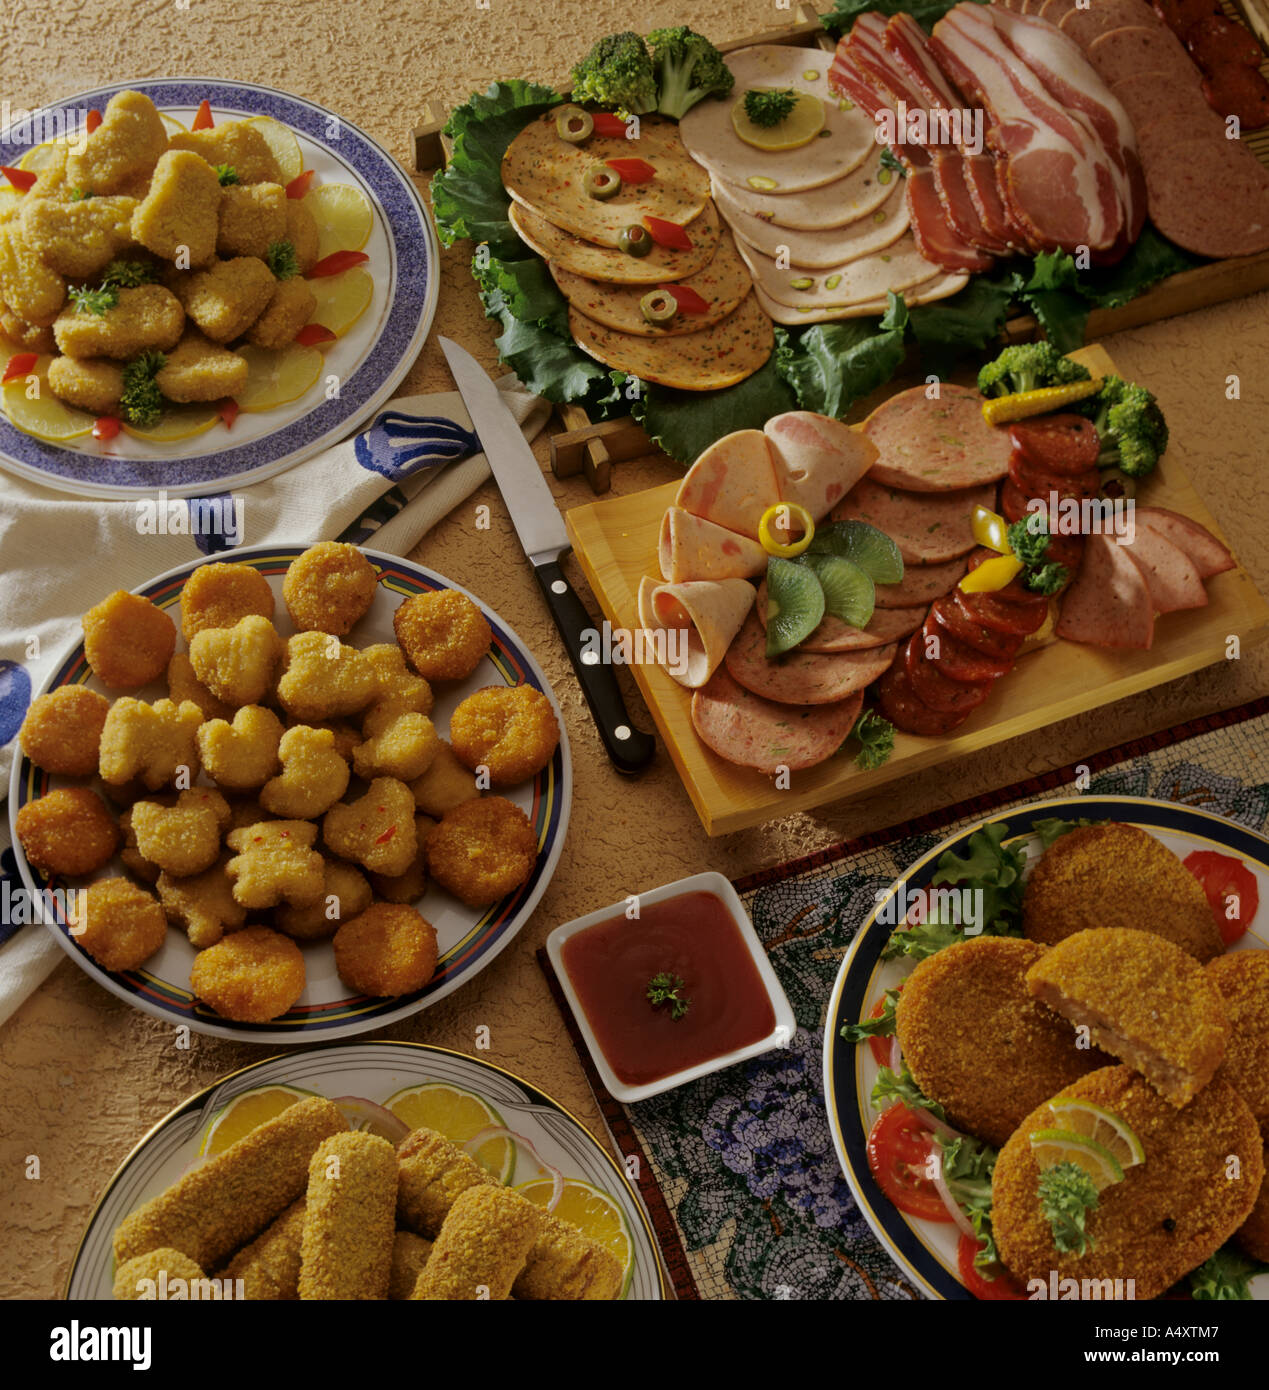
[743,87,796,128]
[571,31,659,115]
[1083,374,1169,478]
[977,342,1091,398]
[646,25,734,120]
[119,351,166,428]
[1007,517,1068,596]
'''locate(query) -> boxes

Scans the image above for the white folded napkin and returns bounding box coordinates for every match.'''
[0,377,550,1027]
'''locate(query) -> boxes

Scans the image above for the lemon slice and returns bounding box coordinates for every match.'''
[3,361,95,441]
[122,403,220,443]
[245,115,302,182]
[1030,1128,1125,1191]
[383,1081,514,1183]
[516,1178,634,1295]
[1047,1100,1145,1171]
[197,1084,315,1157]
[17,138,70,172]
[308,266,373,337]
[731,90,826,151]
[159,112,187,136]
[307,184,373,260]
[234,343,322,411]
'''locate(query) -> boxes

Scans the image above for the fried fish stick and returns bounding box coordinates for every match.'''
[388,1230,433,1300]
[219,1199,306,1300]
[396,1126,497,1237]
[513,1213,624,1301]
[412,1185,541,1301]
[112,1096,345,1269]
[113,1248,205,1301]
[298,1132,397,1300]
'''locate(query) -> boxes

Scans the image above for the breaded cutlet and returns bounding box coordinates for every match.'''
[1206,951,1269,1134]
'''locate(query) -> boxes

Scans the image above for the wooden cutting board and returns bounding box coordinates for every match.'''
[564,344,1269,835]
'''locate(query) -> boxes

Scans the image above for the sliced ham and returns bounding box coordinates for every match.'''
[1055,532,1155,648]
[1119,526,1208,614]
[725,611,897,705]
[675,429,780,540]
[907,168,997,272]
[832,477,996,565]
[637,575,757,689]
[933,151,1013,253]
[1135,507,1236,579]
[755,582,927,651]
[659,507,766,583]
[765,411,879,521]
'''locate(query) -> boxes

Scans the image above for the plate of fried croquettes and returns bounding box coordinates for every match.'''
[0,79,436,498]
[67,1042,665,1300]
[825,796,1269,1301]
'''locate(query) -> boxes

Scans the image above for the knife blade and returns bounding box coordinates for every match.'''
[439,336,656,775]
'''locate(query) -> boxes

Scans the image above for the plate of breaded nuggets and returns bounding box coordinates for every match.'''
[826,796,1269,1301]
[0,78,437,497]
[67,1042,664,1300]
[10,541,571,1041]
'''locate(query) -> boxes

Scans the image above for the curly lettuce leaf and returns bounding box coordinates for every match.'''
[821,0,984,36]
[774,293,909,418]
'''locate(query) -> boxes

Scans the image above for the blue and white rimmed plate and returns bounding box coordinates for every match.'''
[66,1042,665,1299]
[0,78,437,499]
[823,795,1269,1301]
[9,543,572,1043]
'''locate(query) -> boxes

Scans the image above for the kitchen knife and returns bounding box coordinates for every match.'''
[439,336,656,775]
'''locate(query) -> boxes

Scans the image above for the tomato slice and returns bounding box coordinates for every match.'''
[591,112,633,138]
[1183,850,1259,945]
[286,169,315,200]
[2,352,38,384]
[662,282,709,315]
[192,99,214,131]
[85,109,102,135]
[605,156,656,183]
[305,249,370,278]
[294,323,336,347]
[1,165,37,193]
[92,415,120,440]
[957,1233,1029,1300]
[866,1105,952,1223]
[218,398,240,430]
[643,214,692,251]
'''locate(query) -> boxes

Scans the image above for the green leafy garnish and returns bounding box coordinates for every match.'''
[646,972,691,1020]
[850,710,894,771]
[631,357,797,464]
[839,986,899,1042]
[1190,1246,1269,1301]
[265,239,300,280]
[101,259,156,289]
[929,821,1027,937]
[68,186,91,201]
[775,293,909,418]
[743,87,797,128]
[1006,516,1067,596]
[872,1061,946,1120]
[821,0,973,37]
[215,164,239,186]
[1038,1161,1099,1256]
[68,284,118,316]
[119,351,166,428]
[940,1133,999,1267]
[880,913,964,963]
[879,146,906,179]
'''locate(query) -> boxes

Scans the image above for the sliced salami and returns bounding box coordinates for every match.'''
[1202,65,1269,129]
[724,611,896,705]
[1120,524,1209,613]
[755,582,926,652]
[1135,506,1235,578]
[831,478,996,565]
[691,666,864,774]
[875,555,968,608]
[1055,533,1155,648]
[903,632,994,716]
[862,384,1013,492]
[876,658,973,736]
[1087,24,1194,85]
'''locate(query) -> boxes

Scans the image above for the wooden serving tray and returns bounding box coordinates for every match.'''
[563,344,1269,835]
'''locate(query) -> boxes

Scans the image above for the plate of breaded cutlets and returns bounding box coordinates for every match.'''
[66,1043,665,1300]
[825,796,1269,1301]
[0,79,437,498]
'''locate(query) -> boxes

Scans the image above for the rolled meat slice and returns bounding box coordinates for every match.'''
[764,411,879,520]
[675,428,781,540]
[637,574,757,689]
[659,506,766,583]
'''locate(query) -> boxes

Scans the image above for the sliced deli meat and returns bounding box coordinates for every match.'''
[831,477,997,566]
[636,575,756,689]
[725,611,897,705]
[659,506,767,583]
[1135,126,1269,257]
[707,147,896,232]
[756,583,926,652]
[1120,525,1209,613]
[1085,24,1195,85]
[691,665,864,774]
[750,272,968,324]
[1055,532,1155,648]
[1135,507,1236,579]
[765,411,879,521]
[733,230,944,310]
[874,555,969,608]
[1059,0,1162,48]
[675,428,782,540]
[863,383,1013,492]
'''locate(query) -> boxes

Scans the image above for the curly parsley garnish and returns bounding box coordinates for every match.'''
[119,350,167,428]
[68,284,118,316]
[215,164,239,186]
[265,239,299,280]
[646,972,691,1021]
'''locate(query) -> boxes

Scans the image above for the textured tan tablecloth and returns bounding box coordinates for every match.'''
[1,0,1266,1299]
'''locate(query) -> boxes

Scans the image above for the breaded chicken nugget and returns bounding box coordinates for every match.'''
[282,542,378,636]
[189,613,284,707]
[0,305,55,352]
[66,91,168,195]
[285,198,320,272]
[513,1213,626,1301]
[16,786,119,877]
[154,328,247,402]
[225,820,324,909]
[82,589,176,690]
[1206,952,1269,1132]
[74,877,167,972]
[394,590,492,683]
[0,223,66,326]
[275,859,372,941]
[1023,824,1224,963]
[361,643,433,722]
[1026,928,1230,1107]
[333,903,438,997]
[353,712,438,782]
[260,724,350,818]
[166,652,233,721]
[27,140,69,200]
[20,195,138,278]
[196,704,284,791]
[113,1096,346,1268]
[366,813,433,903]
[130,150,221,266]
[247,275,316,349]
[410,740,479,817]
[220,1199,306,1300]
[449,686,560,787]
[190,925,306,1022]
[425,796,537,909]
[53,283,184,360]
[1235,1157,1269,1262]
[389,1231,433,1300]
[217,182,287,258]
[177,256,274,342]
[98,697,204,791]
[299,1132,398,1301]
[19,684,110,776]
[277,631,376,721]
[156,854,246,949]
[119,806,161,883]
[180,560,275,641]
[113,1247,206,1301]
[413,1185,542,1301]
[897,937,1107,1147]
[47,355,124,413]
[992,1067,1263,1301]
[168,121,281,185]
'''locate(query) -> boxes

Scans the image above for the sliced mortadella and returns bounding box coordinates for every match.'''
[1055,533,1154,649]
[637,577,756,689]
[764,411,880,521]
[674,429,781,540]
[658,506,767,583]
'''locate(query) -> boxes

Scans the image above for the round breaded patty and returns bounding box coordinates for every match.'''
[1235,1157,1269,1262]
[393,590,492,683]
[16,786,119,877]
[333,903,438,997]
[190,925,305,1022]
[1207,951,1269,1133]
[180,562,275,641]
[449,685,560,787]
[993,1067,1263,1301]
[82,589,177,690]
[425,796,537,908]
[75,877,168,972]
[895,936,1106,1147]
[1023,824,1223,963]
[19,684,110,776]
[283,542,378,636]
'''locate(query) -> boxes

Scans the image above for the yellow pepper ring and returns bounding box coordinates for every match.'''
[758,502,815,558]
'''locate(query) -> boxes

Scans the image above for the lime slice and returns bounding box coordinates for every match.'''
[1047,1100,1144,1171]
[245,115,303,182]
[516,1177,634,1296]
[308,266,373,337]
[234,343,322,411]
[807,520,903,584]
[122,403,220,443]
[731,90,826,151]
[801,554,874,629]
[1029,1128,1124,1191]
[765,556,824,656]
[382,1081,514,1183]
[306,183,373,260]
[197,1084,315,1156]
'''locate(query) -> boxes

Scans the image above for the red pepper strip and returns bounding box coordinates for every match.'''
[86,109,102,134]
[92,416,120,440]
[286,169,315,199]
[662,282,709,314]
[218,398,240,430]
[2,352,38,384]
[591,112,633,138]
[305,249,370,278]
[374,825,397,843]
[643,214,692,250]
[192,99,214,131]
[604,156,656,183]
[1,166,37,193]
[294,323,336,346]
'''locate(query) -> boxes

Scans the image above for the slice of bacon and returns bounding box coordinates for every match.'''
[907,166,996,271]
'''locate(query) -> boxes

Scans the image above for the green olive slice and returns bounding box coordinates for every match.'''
[556,107,594,144]
[584,163,621,200]
[619,223,653,257]
[639,289,678,324]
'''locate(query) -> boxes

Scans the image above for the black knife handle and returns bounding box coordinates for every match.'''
[532,558,656,775]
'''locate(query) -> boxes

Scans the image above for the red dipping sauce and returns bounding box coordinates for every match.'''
[560,891,776,1086]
